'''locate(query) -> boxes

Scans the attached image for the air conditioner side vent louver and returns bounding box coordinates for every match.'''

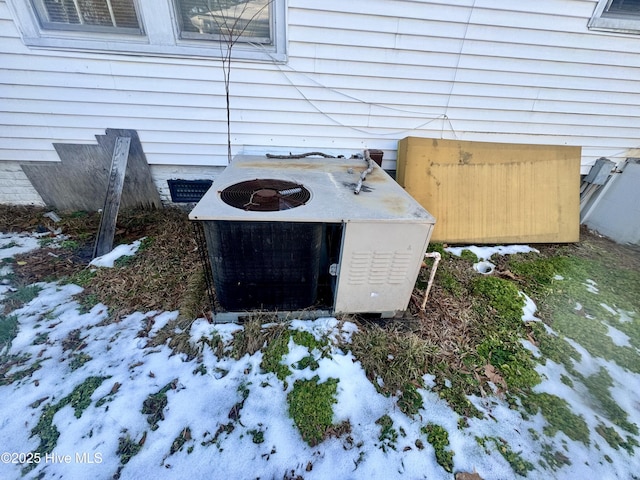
[347,250,413,286]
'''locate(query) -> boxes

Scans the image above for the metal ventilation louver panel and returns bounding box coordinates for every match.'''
[220,179,310,211]
[168,179,213,203]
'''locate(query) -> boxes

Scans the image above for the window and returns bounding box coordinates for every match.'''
[6,0,286,61]
[31,0,142,34]
[589,0,640,34]
[175,0,271,44]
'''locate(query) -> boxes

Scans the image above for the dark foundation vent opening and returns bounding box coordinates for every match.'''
[220,179,311,211]
[168,179,213,203]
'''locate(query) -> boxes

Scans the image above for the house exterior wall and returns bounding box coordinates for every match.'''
[0,162,44,205]
[1,0,639,206]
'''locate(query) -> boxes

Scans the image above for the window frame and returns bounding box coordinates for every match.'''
[5,0,287,62]
[588,0,640,34]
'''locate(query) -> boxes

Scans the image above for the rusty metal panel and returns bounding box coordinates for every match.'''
[397,137,581,243]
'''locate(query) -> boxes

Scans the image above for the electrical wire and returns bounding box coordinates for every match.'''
[249,42,458,138]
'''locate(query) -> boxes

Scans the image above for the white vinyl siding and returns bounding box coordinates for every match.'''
[1,0,640,177]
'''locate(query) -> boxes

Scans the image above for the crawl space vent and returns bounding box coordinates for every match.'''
[167,179,213,203]
[220,179,310,211]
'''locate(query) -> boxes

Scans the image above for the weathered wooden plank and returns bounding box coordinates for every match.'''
[97,128,163,209]
[397,137,581,243]
[20,129,162,210]
[93,136,130,258]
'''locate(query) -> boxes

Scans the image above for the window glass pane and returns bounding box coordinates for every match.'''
[109,0,140,28]
[41,0,81,23]
[175,0,271,42]
[37,0,140,30]
[605,0,640,16]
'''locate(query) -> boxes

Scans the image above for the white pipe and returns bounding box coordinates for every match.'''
[420,251,441,311]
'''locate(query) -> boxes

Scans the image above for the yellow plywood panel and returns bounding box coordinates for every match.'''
[397,137,581,243]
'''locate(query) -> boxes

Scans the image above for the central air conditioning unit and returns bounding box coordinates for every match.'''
[189,155,435,320]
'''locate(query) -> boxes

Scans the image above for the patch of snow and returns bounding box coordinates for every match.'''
[599,302,617,315]
[146,311,179,338]
[521,293,541,322]
[618,310,635,324]
[89,238,145,268]
[445,244,539,260]
[0,232,41,259]
[604,324,632,347]
[583,279,599,294]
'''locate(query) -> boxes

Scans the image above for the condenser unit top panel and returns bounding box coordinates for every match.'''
[189,155,435,224]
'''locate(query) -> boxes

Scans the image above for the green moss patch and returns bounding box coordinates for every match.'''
[28,376,108,470]
[170,427,192,454]
[422,423,454,472]
[69,352,92,371]
[477,436,534,476]
[260,327,330,382]
[142,379,177,430]
[397,383,424,416]
[0,313,19,348]
[117,431,145,465]
[260,331,292,381]
[375,414,398,453]
[471,276,525,323]
[287,375,338,446]
[510,252,640,372]
[581,367,638,435]
[596,422,639,455]
[529,322,581,373]
[553,311,640,374]
[521,392,590,445]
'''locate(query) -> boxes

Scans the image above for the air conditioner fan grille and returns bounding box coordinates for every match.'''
[220,179,311,211]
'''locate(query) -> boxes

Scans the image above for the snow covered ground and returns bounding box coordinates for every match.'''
[0,233,638,479]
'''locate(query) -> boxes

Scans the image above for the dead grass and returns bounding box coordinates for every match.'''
[1,206,210,323]
[231,317,289,359]
[84,208,207,320]
[350,324,438,395]
[145,316,202,360]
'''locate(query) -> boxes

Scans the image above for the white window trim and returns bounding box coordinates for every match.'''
[5,0,287,62]
[588,0,640,35]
